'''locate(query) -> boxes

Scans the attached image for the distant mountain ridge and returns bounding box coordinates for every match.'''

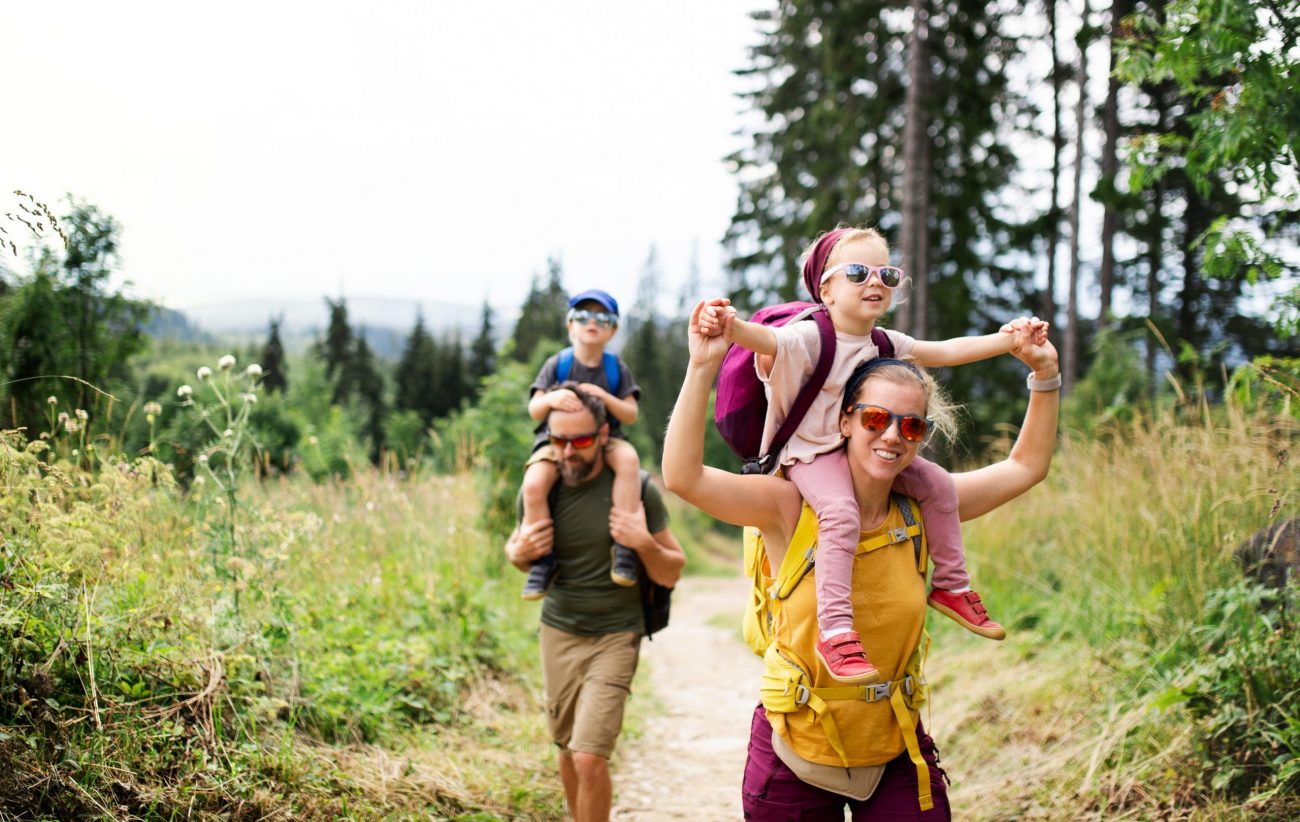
[164,296,510,359]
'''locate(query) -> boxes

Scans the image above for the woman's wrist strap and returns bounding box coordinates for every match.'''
[1026,371,1062,392]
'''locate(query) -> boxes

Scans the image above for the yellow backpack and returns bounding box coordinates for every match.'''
[742,492,936,811]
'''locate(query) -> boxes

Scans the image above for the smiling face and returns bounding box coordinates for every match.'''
[839,373,926,484]
[819,235,893,334]
[566,299,618,348]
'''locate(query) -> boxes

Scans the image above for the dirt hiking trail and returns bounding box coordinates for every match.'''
[612,575,761,820]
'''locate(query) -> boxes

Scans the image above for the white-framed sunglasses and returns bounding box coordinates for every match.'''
[824,263,905,289]
[567,308,618,328]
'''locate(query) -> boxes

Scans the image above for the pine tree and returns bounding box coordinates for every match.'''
[898,0,932,336]
[509,256,568,362]
[468,300,497,397]
[433,334,469,420]
[260,316,288,394]
[319,297,353,398]
[1063,0,1093,395]
[1096,0,1137,329]
[394,312,438,428]
[347,330,387,462]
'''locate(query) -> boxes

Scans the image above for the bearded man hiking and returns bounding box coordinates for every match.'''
[505,382,686,822]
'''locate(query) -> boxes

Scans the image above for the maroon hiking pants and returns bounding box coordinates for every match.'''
[742,704,952,821]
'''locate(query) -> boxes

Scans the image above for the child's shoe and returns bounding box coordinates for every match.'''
[815,631,881,685]
[610,543,638,587]
[522,556,560,601]
[928,588,1006,640]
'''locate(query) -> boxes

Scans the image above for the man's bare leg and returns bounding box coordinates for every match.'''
[557,749,580,818]
[571,751,612,822]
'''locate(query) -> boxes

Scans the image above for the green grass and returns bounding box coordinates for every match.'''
[0,432,563,820]
[935,399,1299,820]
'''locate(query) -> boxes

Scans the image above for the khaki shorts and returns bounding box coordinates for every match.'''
[526,443,560,468]
[539,623,641,757]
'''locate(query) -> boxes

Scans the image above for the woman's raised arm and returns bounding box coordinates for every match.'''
[952,338,1061,520]
[662,301,793,533]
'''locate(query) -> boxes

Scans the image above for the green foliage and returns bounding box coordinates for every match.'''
[432,356,541,537]
[1152,581,1300,802]
[260,316,289,394]
[0,432,554,818]
[1228,355,1300,417]
[468,299,498,397]
[509,257,568,363]
[318,297,354,399]
[1061,327,1152,434]
[1117,0,1300,337]
[0,198,151,433]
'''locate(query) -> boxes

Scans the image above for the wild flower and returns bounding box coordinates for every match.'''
[240,393,257,405]
[245,364,263,378]
[143,401,162,415]
[58,412,69,424]
[75,409,88,421]
[218,354,236,370]
[177,385,193,398]
[46,396,57,405]
[197,366,213,381]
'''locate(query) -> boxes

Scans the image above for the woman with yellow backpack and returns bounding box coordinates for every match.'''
[663,299,1061,819]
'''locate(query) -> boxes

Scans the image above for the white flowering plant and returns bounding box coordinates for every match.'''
[177,354,265,586]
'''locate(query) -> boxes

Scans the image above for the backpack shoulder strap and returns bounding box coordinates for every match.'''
[556,347,575,383]
[760,307,837,473]
[871,328,894,359]
[556,347,621,396]
[890,491,926,573]
[772,502,822,600]
[603,352,621,396]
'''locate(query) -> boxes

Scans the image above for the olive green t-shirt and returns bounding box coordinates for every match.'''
[525,467,670,636]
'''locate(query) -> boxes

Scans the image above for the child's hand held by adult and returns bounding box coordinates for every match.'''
[548,387,583,413]
[688,300,733,367]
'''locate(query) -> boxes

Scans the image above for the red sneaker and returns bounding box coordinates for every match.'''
[928,589,1006,640]
[815,631,881,685]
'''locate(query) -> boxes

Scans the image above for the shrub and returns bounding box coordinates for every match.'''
[1154,580,1300,802]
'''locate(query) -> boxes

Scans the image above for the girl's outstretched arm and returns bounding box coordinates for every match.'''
[910,317,1049,368]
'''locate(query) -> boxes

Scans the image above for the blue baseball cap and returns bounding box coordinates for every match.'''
[568,288,619,316]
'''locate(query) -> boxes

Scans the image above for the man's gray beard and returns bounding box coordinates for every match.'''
[559,454,595,484]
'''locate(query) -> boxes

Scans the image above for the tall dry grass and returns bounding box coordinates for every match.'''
[929,398,1296,820]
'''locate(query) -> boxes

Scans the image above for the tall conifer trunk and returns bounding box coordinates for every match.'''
[1044,0,1063,327]
[899,0,930,337]
[1064,0,1091,395]
[1098,0,1134,329]
[1146,93,1167,391]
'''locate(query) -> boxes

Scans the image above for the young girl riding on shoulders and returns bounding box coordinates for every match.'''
[700,226,1048,684]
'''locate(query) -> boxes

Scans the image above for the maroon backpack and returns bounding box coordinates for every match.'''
[713,302,893,475]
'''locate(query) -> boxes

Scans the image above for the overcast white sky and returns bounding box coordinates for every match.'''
[4,1,762,314]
